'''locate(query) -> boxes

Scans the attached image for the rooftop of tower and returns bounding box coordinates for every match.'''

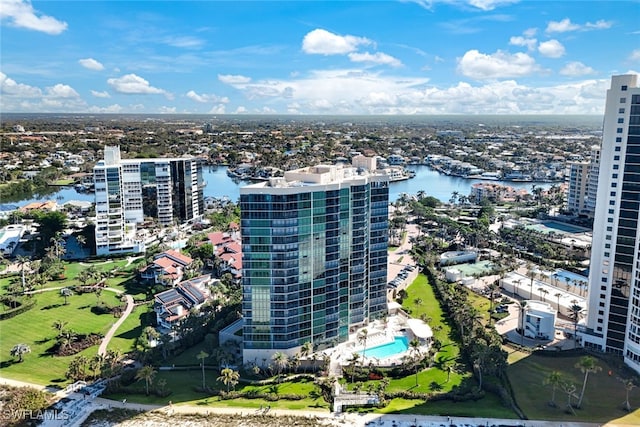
[242,156,389,190]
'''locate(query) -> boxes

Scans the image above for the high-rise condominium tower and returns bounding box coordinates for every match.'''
[93,146,204,256]
[582,74,640,374]
[240,157,389,363]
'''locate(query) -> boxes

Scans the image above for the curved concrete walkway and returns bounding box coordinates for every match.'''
[98,293,134,356]
[21,284,135,357]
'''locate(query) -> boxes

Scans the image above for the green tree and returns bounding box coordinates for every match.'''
[409,338,422,386]
[10,343,31,362]
[135,365,157,396]
[60,287,73,305]
[544,370,563,407]
[575,356,602,408]
[272,351,289,376]
[357,328,369,360]
[197,350,209,389]
[217,367,240,392]
[620,377,637,412]
[52,319,68,337]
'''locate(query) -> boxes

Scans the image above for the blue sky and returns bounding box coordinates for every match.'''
[1,0,638,115]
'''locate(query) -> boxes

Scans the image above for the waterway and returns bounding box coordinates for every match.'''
[11,165,553,207]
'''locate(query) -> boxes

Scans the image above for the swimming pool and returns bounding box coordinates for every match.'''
[360,336,408,359]
[545,269,588,285]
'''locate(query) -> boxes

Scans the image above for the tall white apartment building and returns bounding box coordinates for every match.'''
[582,74,640,374]
[566,161,590,216]
[93,146,204,256]
[585,145,601,216]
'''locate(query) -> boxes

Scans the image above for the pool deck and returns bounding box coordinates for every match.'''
[329,315,430,368]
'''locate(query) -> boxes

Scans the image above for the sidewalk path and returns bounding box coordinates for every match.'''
[98,293,134,356]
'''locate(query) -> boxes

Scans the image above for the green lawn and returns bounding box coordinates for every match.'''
[104,370,329,411]
[508,352,640,424]
[0,289,123,385]
[107,304,152,353]
[402,274,461,363]
[379,393,516,418]
[51,179,75,186]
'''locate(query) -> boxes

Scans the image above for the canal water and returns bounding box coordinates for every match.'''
[12,165,552,207]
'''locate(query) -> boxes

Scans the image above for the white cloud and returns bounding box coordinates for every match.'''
[91,90,111,98]
[209,104,226,114]
[235,106,248,114]
[46,84,79,98]
[302,29,372,55]
[107,74,167,95]
[457,49,542,79]
[559,61,596,76]
[186,90,229,103]
[629,49,640,62]
[509,36,537,51]
[218,74,251,85]
[0,0,67,34]
[585,20,613,30]
[78,58,104,71]
[0,72,88,111]
[546,18,613,33]
[467,0,518,11]
[0,71,42,97]
[88,104,123,113]
[348,52,403,67]
[402,0,518,11]
[523,27,537,38]
[158,106,176,114]
[538,39,565,58]
[163,36,205,49]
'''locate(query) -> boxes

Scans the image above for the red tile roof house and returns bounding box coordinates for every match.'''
[207,231,243,279]
[140,249,193,286]
[154,274,212,331]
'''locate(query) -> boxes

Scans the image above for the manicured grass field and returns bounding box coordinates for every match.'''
[0,289,124,385]
[107,304,151,353]
[379,394,516,418]
[401,274,461,364]
[508,352,640,424]
[104,370,329,411]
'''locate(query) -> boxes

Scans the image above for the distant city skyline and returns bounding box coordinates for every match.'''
[1,0,638,115]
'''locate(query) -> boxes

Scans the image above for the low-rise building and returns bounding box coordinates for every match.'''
[519,300,556,340]
[154,275,212,330]
[140,249,193,286]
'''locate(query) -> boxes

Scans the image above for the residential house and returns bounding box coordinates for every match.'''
[154,275,212,330]
[140,249,193,286]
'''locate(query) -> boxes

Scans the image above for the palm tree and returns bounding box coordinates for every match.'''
[299,341,312,372]
[60,287,73,305]
[52,319,68,337]
[568,300,583,348]
[90,354,105,379]
[561,380,578,415]
[217,367,240,392]
[357,328,369,359]
[554,292,562,313]
[513,279,522,298]
[620,377,637,412]
[272,351,289,376]
[135,365,157,396]
[347,352,361,384]
[444,361,454,383]
[15,255,30,292]
[196,351,209,389]
[544,370,563,407]
[527,266,536,299]
[10,343,31,362]
[409,338,421,386]
[575,356,601,408]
